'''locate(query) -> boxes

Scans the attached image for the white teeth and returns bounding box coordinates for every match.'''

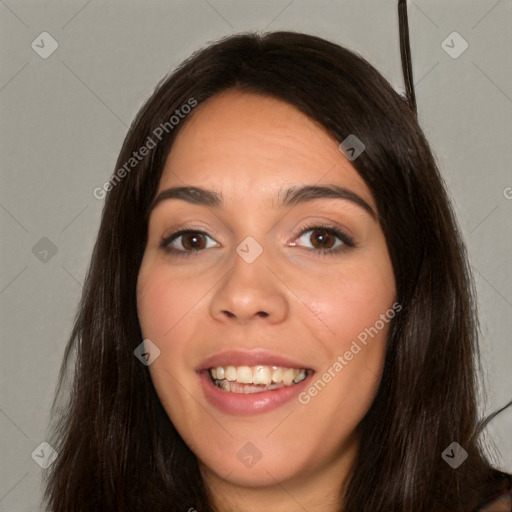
[254,366,272,385]
[215,366,225,379]
[282,368,296,386]
[208,364,309,392]
[236,366,253,384]
[225,366,237,381]
[271,367,283,383]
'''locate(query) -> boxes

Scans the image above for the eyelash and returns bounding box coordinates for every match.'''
[159,222,356,258]
[292,221,356,255]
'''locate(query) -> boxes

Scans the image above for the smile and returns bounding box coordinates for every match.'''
[198,349,315,414]
[208,365,311,394]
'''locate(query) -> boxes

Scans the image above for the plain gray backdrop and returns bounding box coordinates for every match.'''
[1,1,511,510]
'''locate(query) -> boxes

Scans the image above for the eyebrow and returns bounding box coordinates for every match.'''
[148,184,375,217]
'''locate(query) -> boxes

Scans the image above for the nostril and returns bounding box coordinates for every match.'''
[221,311,269,318]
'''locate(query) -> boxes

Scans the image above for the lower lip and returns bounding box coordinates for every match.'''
[199,371,312,415]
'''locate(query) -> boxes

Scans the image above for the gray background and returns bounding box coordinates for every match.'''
[1,0,511,510]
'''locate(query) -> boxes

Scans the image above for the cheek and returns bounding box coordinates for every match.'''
[297,252,395,412]
[305,260,395,350]
[137,263,206,340]
[295,271,394,447]
[136,266,203,418]
[137,278,176,340]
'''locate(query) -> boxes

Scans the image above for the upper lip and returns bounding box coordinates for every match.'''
[198,349,314,372]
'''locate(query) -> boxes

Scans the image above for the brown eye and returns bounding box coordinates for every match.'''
[309,228,336,250]
[181,232,207,251]
[294,225,355,254]
[161,230,218,255]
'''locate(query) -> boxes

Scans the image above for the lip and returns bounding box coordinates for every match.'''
[199,370,313,415]
[197,349,314,415]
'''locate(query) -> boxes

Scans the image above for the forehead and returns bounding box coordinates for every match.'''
[158,89,375,211]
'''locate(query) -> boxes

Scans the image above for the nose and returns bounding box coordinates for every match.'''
[209,247,289,325]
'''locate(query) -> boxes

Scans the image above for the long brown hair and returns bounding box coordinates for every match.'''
[44,31,509,511]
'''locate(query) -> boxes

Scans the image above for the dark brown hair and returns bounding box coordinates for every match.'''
[44,31,510,511]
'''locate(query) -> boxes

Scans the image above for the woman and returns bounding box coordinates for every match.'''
[44,31,511,511]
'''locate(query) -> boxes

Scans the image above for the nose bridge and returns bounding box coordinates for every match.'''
[209,236,289,324]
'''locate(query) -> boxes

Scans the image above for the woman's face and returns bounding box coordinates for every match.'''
[137,89,396,499]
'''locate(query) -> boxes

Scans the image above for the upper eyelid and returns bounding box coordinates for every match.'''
[293,223,355,248]
[160,215,353,239]
[161,228,219,246]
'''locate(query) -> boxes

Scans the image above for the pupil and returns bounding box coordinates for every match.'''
[312,229,334,249]
[183,233,205,250]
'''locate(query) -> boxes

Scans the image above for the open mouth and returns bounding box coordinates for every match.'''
[208,365,314,394]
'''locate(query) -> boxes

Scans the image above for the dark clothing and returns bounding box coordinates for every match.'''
[474,470,512,511]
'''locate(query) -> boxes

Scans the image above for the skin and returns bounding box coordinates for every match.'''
[137,89,396,511]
